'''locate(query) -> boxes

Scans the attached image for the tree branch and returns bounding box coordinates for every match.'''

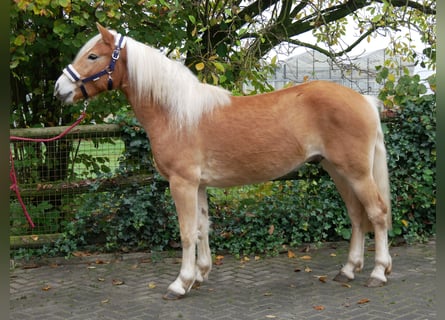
[378,0,436,14]
[286,25,380,59]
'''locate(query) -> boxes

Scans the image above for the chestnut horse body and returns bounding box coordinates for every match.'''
[55,24,392,299]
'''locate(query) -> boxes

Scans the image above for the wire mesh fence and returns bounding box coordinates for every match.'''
[9,124,133,241]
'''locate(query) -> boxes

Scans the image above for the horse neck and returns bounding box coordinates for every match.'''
[122,87,177,139]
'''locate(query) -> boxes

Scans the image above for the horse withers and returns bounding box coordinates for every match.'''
[54,23,392,300]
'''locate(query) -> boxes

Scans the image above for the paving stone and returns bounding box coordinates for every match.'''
[10,240,436,320]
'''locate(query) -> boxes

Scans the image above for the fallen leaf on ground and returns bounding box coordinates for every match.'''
[305,266,312,272]
[73,251,91,257]
[294,267,301,272]
[315,275,328,283]
[112,279,124,286]
[255,256,261,261]
[214,255,224,265]
[288,250,296,258]
[101,299,109,304]
[31,235,39,241]
[97,277,105,282]
[301,255,312,260]
[357,298,370,304]
[42,285,51,291]
[148,282,156,289]
[313,305,325,311]
[263,292,273,296]
[341,283,352,288]
[330,253,337,257]
[265,315,277,318]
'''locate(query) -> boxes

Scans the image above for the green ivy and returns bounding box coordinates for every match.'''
[384,96,436,241]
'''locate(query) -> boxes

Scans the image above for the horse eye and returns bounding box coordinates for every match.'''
[88,53,98,60]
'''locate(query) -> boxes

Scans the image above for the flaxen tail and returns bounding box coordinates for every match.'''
[364,95,392,230]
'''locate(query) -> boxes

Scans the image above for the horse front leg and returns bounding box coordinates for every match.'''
[195,186,212,283]
[164,176,199,300]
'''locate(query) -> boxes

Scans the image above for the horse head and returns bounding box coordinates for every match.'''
[54,23,127,104]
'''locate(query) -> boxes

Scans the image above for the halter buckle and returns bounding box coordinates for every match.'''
[112,49,120,60]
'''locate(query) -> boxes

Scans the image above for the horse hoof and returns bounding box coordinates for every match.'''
[333,272,352,283]
[162,291,184,300]
[365,277,386,288]
[191,281,201,289]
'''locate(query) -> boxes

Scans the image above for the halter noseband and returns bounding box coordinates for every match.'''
[62,33,126,100]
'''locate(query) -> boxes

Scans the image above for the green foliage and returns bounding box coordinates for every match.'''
[113,108,155,175]
[54,177,177,255]
[383,96,436,242]
[10,200,57,235]
[209,177,348,257]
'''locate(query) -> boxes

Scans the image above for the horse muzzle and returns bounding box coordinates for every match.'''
[54,75,76,104]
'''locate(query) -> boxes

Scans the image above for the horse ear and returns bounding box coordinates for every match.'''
[96,22,114,46]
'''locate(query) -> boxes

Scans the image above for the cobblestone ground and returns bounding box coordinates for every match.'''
[10,240,435,320]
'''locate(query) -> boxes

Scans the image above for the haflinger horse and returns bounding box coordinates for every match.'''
[54,23,392,300]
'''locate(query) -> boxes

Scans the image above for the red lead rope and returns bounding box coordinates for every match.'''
[9,111,87,228]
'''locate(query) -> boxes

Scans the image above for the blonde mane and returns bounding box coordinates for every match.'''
[125,37,231,128]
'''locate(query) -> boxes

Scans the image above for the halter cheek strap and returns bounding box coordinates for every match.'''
[62,33,126,100]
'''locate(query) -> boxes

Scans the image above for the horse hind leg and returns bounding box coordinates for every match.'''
[364,128,392,286]
[321,160,369,283]
[349,175,392,287]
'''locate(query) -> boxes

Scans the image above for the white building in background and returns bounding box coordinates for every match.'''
[270,48,416,95]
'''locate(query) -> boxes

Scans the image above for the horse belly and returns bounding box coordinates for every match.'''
[200,148,306,187]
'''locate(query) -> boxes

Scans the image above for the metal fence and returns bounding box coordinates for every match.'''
[9,124,152,247]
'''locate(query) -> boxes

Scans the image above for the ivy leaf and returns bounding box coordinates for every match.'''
[13,35,25,46]
[188,15,196,24]
[212,61,225,72]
